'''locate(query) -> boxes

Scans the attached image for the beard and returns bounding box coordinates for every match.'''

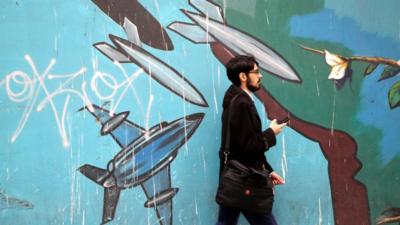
[246,79,261,92]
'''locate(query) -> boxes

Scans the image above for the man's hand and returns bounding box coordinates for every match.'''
[269,119,287,134]
[270,172,285,185]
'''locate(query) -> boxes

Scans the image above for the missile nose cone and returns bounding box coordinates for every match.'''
[185,112,205,122]
[183,113,205,135]
[285,70,302,83]
[283,65,302,83]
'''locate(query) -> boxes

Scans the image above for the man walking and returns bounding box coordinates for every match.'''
[216,55,287,225]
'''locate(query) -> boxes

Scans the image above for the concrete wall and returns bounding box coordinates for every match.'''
[1,1,399,224]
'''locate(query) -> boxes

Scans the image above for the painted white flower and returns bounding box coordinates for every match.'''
[324,50,349,80]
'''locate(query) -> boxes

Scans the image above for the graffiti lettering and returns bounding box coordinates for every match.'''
[0,55,144,147]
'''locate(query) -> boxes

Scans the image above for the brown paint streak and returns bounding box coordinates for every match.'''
[91,0,174,50]
[212,43,370,225]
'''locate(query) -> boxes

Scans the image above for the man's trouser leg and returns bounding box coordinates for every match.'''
[242,210,278,225]
[215,205,240,225]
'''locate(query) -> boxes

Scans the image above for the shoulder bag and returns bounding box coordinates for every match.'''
[215,94,275,214]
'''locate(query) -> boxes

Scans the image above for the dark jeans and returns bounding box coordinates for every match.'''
[215,205,278,225]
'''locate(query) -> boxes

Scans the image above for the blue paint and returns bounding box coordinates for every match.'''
[4,0,390,225]
[290,8,400,163]
[325,0,400,41]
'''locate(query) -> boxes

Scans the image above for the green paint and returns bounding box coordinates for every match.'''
[364,63,378,76]
[379,66,400,82]
[388,80,400,109]
[215,0,400,222]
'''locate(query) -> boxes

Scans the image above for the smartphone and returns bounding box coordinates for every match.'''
[277,117,290,124]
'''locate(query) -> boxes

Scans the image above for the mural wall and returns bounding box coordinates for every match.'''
[1,0,399,225]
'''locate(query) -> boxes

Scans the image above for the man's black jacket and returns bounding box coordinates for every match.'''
[220,85,276,174]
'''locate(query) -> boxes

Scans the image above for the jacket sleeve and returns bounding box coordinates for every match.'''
[262,127,276,172]
[264,159,274,172]
[263,128,277,149]
[230,95,276,156]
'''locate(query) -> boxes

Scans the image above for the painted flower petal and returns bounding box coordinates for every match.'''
[325,50,346,66]
[328,61,349,80]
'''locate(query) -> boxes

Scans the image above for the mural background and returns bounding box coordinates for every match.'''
[1,0,399,225]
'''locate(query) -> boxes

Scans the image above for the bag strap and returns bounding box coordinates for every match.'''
[223,93,241,166]
[228,160,270,179]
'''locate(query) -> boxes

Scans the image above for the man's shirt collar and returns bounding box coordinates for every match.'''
[242,88,254,102]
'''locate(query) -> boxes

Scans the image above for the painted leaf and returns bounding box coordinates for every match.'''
[324,50,346,66]
[388,80,400,109]
[364,63,378,76]
[378,66,400,81]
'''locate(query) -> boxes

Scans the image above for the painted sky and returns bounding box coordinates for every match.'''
[325,0,400,41]
[290,7,400,163]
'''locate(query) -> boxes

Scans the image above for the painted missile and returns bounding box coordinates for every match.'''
[168,0,302,83]
[94,18,208,107]
[78,104,204,225]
